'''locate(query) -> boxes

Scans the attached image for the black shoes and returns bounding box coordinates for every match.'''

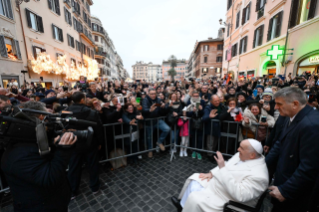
[171,196,183,212]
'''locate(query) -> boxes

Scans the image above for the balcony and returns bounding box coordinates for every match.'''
[80,31,95,46]
[95,48,108,58]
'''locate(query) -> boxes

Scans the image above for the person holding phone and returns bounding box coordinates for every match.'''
[242,103,275,142]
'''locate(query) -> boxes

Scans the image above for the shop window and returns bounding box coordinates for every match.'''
[0,0,13,20]
[48,0,61,15]
[239,36,248,54]
[2,76,19,88]
[32,46,46,60]
[267,11,283,41]
[289,0,318,28]
[253,25,264,48]
[0,35,22,60]
[242,2,251,25]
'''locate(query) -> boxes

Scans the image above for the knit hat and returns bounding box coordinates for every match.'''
[236,91,247,99]
[256,85,264,91]
[262,88,273,98]
[45,89,55,96]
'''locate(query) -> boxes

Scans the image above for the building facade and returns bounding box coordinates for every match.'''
[0,0,25,88]
[223,0,319,80]
[162,59,188,81]
[132,61,148,81]
[148,63,161,82]
[193,33,224,79]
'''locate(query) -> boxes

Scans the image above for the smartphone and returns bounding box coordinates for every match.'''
[136,97,141,104]
[264,101,269,106]
[155,103,161,107]
[63,87,68,92]
[253,89,258,97]
[261,116,267,123]
[196,102,200,109]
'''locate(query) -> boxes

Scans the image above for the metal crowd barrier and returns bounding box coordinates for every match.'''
[0,176,9,194]
[99,116,173,164]
[170,117,271,161]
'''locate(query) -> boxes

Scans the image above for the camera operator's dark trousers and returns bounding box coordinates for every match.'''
[68,147,100,194]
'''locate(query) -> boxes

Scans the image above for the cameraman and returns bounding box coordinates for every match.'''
[1,101,77,212]
[66,92,103,199]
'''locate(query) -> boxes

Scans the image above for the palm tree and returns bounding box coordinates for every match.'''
[168,55,177,81]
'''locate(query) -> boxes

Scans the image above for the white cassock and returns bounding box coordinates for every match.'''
[178,153,269,212]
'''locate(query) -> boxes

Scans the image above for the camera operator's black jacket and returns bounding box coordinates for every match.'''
[86,89,104,102]
[1,143,72,212]
[67,104,104,149]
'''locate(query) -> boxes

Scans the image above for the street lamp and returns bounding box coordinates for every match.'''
[219,19,232,28]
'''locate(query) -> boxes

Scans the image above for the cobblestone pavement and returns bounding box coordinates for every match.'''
[0,152,272,212]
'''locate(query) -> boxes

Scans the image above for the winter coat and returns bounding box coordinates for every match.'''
[177,118,189,137]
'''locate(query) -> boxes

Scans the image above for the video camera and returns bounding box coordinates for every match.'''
[0,106,97,156]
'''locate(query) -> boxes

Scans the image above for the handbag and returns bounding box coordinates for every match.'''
[167,113,178,125]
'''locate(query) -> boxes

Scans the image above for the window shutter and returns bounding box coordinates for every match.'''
[242,8,246,25]
[52,24,55,39]
[267,17,273,41]
[239,39,243,54]
[247,3,251,20]
[36,16,44,33]
[258,25,264,46]
[289,0,299,28]
[55,0,61,15]
[0,35,8,58]
[67,34,70,46]
[69,13,72,26]
[4,0,13,19]
[72,37,74,48]
[253,29,257,48]
[207,45,209,51]
[73,17,77,30]
[64,7,68,23]
[275,11,283,38]
[14,40,22,60]
[236,11,240,28]
[59,28,63,42]
[308,0,318,20]
[256,0,261,11]
[244,36,247,52]
[25,9,32,28]
[48,0,52,10]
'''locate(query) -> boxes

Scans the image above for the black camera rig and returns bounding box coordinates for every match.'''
[0,107,97,156]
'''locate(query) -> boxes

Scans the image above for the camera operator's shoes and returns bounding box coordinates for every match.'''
[171,196,182,212]
[157,143,165,151]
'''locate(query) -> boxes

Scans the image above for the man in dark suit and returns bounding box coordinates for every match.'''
[308,174,319,212]
[266,87,319,212]
[67,92,103,200]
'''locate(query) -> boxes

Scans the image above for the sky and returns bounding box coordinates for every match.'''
[91,0,227,77]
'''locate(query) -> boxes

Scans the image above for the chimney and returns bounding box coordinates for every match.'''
[208,37,213,40]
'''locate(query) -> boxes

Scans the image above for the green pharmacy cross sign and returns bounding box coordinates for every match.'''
[267,45,284,60]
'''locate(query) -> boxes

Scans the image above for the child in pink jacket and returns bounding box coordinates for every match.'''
[177,110,189,157]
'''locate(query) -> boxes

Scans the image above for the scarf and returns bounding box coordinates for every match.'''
[185,97,201,112]
[169,100,180,109]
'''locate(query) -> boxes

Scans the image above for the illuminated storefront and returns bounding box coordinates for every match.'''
[296,53,319,75]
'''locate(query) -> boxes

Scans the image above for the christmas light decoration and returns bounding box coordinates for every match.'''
[30,52,99,80]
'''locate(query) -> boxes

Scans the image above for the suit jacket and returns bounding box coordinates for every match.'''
[265,115,288,149]
[266,105,319,208]
[308,173,319,212]
[179,153,268,212]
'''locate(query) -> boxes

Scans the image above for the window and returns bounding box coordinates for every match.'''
[81,43,86,54]
[71,58,76,67]
[256,0,266,19]
[73,17,77,30]
[71,0,81,16]
[236,11,241,28]
[227,24,230,37]
[253,25,264,48]
[83,10,87,23]
[87,48,91,57]
[26,9,44,33]
[0,36,22,60]
[225,50,228,61]
[77,22,83,33]
[204,56,207,63]
[239,36,248,54]
[227,0,232,10]
[231,43,238,57]
[52,24,63,42]
[32,46,45,59]
[75,40,80,51]
[0,0,13,20]
[48,0,61,15]
[242,3,251,25]
[289,0,318,28]
[267,11,283,41]
[95,36,98,42]
[204,45,209,51]
[217,44,223,50]
[86,2,90,12]
[216,56,223,62]
[67,34,74,48]
[64,7,72,26]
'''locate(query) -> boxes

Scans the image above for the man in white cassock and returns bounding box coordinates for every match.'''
[171,139,269,212]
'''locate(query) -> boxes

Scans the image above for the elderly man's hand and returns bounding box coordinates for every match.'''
[269,186,286,202]
[214,151,225,169]
[199,173,213,182]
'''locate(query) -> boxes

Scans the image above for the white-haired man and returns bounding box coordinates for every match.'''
[171,139,268,212]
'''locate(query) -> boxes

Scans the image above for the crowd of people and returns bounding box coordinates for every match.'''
[0,71,318,212]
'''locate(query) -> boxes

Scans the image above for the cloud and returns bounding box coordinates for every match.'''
[91,0,226,77]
